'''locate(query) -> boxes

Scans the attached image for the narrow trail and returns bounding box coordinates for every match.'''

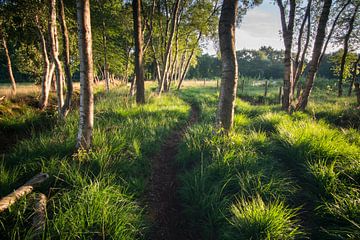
[148,104,199,240]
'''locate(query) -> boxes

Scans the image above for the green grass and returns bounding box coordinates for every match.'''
[0,86,190,239]
[176,84,360,239]
[1,80,359,239]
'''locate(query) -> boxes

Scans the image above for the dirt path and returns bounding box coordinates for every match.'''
[148,104,199,240]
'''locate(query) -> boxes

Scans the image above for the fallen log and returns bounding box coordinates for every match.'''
[0,173,49,213]
[32,193,47,234]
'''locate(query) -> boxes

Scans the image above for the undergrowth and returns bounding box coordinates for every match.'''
[0,87,189,239]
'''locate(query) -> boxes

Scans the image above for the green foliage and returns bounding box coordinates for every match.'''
[329,49,358,80]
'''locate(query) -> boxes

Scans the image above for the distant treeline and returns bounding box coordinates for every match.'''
[1,45,337,83]
[188,46,337,80]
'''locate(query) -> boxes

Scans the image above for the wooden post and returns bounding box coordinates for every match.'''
[241,78,245,93]
[216,78,219,89]
[0,173,49,213]
[264,80,268,97]
[278,86,283,104]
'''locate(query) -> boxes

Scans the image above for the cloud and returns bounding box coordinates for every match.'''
[235,1,283,50]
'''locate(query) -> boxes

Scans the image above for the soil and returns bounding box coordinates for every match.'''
[148,104,199,240]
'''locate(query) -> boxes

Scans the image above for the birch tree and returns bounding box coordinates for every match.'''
[296,0,333,111]
[76,0,94,150]
[276,0,296,112]
[217,0,238,131]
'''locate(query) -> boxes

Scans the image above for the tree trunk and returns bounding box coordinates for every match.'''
[319,0,351,63]
[338,4,358,97]
[49,0,64,116]
[350,55,360,98]
[0,173,48,213]
[35,17,52,109]
[293,0,311,94]
[296,0,332,111]
[1,35,16,95]
[217,0,238,131]
[102,21,110,93]
[133,0,145,103]
[76,0,94,150]
[276,0,296,112]
[59,0,73,117]
[158,0,181,95]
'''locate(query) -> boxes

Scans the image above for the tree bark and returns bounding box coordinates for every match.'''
[338,4,358,97]
[296,0,333,111]
[133,0,145,103]
[49,0,64,116]
[76,0,94,150]
[36,16,56,110]
[0,173,49,213]
[276,0,296,112]
[59,0,73,117]
[102,20,110,93]
[158,0,181,95]
[293,0,311,94]
[350,54,360,98]
[1,35,16,95]
[217,0,238,131]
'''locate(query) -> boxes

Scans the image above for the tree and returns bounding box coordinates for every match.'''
[133,0,145,104]
[1,32,16,95]
[337,2,359,97]
[59,0,73,116]
[353,54,360,106]
[49,0,65,116]
[76,0,94,150]
[349,54,360,97]
[276,0,296,112]
[296,0,333,111]
[217,0,238,131]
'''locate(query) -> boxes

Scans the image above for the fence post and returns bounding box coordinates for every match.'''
[264,80,268,97]
[241,78,245,93]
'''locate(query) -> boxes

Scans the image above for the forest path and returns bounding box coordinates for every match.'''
[148,103,199,240]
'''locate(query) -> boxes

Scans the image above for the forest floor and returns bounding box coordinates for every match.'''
[148,104,199,240]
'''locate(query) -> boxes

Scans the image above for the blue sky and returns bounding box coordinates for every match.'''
[203,0,283,54]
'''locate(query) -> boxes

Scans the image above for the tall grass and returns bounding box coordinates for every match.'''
[0,86,189,239]
[177,87,302,239]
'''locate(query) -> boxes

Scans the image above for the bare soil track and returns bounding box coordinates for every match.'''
[148,104,199,240]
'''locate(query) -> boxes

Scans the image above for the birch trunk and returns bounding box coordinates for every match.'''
[350,55,360,98]
[133,0,145,103]
[296,0,333,111]
[1,35,16,95]
[158,0,181,95]
[276,0,296,112]
[217,0,238,131]
[59,0,73,116]
[49,0,64,116]
[76,0,94,150]
[102,21,109,93]
[338,4,358,97]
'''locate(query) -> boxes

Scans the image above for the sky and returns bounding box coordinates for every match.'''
[203,0,284,55]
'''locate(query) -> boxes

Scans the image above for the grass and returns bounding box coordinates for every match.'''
[176,83,359,239]
[1,79,359,239]
[0,85,190,239]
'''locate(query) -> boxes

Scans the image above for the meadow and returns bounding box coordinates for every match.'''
[0,79,359,239]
